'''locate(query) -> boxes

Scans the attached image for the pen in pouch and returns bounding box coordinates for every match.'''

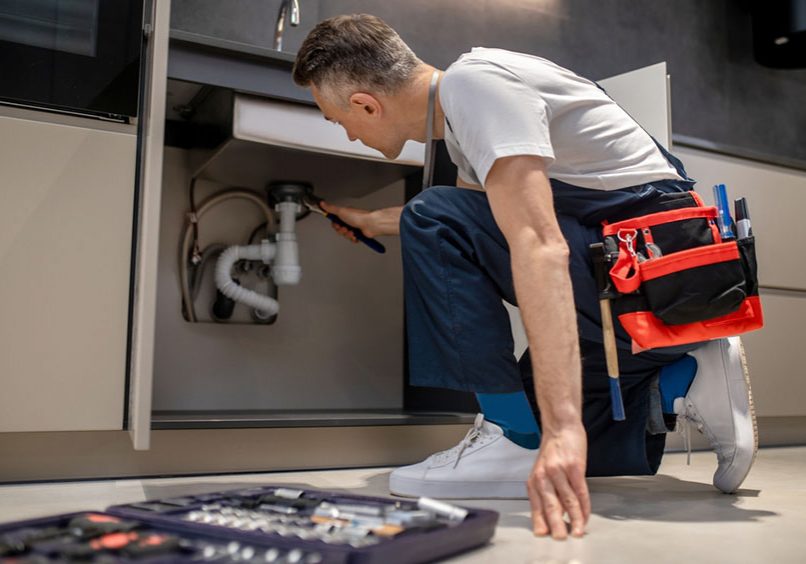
[713,184,735,240]
[734,197,753,239]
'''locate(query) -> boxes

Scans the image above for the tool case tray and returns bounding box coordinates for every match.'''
[106,485,498,564]
[0,510,339,563]
[0,486,497,563]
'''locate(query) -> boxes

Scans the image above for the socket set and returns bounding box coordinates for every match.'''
[0,511,326,563]
[106,486,497,564]
[0,487,497,564]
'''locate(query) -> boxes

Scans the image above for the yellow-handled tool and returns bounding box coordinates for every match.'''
[590,242,626,421]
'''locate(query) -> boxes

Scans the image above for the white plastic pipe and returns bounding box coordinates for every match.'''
[215,240,280,315]
[272,201,302,285]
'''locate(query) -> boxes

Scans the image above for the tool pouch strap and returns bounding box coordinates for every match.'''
[600,190,763,350]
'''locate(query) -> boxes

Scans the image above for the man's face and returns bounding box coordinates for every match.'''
[311,85,406,160]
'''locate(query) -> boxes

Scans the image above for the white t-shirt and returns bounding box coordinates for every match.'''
[439,48,682,190]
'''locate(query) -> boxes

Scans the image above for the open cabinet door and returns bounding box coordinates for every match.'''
[598,61,672,149]
[507,61,673,360]
[128,0,171,450]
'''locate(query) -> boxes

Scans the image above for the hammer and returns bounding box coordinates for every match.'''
[590,242,626,421]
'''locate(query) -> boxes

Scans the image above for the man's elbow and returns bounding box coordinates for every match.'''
[534,241,570,268]
[509,228,570,266]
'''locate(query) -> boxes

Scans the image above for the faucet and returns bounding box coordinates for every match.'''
[273,0,300,51]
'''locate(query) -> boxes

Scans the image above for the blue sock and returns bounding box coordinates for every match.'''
[476,391,541,449]
[659,355,698,414]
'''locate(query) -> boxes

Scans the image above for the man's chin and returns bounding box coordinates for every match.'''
[381,146,404,160]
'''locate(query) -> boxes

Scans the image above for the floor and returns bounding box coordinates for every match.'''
[1,447,804,563]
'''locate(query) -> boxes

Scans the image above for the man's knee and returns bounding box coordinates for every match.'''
[401,186,455,237]
[401,186,483,238]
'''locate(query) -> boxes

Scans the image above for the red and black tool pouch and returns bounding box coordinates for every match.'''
[601,191,763,351]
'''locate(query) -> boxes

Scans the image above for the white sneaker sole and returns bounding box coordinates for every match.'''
[714,338,758,493]
[389,474,528,499]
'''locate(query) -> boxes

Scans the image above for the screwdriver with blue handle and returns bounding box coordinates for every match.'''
[303,196,386,254]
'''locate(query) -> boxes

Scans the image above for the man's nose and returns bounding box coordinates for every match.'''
[347,133,358,142]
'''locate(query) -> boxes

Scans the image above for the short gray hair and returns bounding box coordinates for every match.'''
[293,14,421,103]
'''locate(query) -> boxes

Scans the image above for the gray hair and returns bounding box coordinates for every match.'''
[292,14,421,103]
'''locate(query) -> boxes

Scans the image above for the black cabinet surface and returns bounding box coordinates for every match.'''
[170,0,806,168]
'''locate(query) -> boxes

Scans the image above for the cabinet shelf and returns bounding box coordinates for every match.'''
[151,410,476,429]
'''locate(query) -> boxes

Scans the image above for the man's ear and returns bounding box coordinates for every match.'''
[349,92,382,118]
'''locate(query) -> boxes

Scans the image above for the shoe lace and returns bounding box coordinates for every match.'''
[675,401,706,466]
[431,414,485,468]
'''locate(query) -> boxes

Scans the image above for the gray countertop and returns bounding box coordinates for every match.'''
[170,29,297,66]
[168,29,314,105]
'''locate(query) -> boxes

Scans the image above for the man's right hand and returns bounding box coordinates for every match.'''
[319,202,404,240]
[319,201,374,242]
[528,422,590,539]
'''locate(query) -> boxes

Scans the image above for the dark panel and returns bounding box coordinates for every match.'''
[310,0,806,166]
[752,0,806,68]
[170,0,320,53]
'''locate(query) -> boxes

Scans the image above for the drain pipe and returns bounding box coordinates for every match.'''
[214,182,307,316]
[272,199,302,285]
[215,240,279,315]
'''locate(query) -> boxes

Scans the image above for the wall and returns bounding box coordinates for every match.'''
[151,147,406,412]
[172,0,806,167]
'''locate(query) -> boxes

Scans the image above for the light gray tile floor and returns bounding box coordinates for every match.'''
[0,447,804,563]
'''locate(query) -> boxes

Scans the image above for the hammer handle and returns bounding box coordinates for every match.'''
[599,297,626,421]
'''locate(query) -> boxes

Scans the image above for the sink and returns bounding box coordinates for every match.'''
[189,93,425,198]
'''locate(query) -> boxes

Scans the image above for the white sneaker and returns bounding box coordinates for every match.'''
[675,336,758,493]
[388,414,536,499]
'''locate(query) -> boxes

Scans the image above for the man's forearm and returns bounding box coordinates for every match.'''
[511,241,583,434]
[367,206,404,236]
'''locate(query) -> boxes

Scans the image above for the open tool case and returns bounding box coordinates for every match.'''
[0,486,498,563]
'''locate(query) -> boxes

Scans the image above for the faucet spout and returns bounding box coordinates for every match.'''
[274,0,301,51]
[289,0,300,26]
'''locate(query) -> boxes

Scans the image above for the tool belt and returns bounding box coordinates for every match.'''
[600,190,763,351]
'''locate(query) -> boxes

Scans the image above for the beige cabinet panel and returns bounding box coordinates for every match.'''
[0,112,135,431]
[742,290,806,417]
[674,147,806,291]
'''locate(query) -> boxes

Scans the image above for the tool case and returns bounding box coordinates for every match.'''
[0,486,498,564]
[0,511,329,564]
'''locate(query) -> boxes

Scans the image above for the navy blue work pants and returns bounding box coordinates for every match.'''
[400,185,700,476]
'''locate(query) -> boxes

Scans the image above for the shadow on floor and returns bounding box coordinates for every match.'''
[586,473,774,522]
[138,469,776,533]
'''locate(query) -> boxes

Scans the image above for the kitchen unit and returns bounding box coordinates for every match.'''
[0,0,161,435]
[2,4,805,483]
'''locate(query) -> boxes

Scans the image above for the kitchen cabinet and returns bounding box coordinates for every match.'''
[0,1,172,441]
[741,290,806,417]
[140,63,674,442]
[0,109,135,432]
[670,147,806,417]
[674,146,806,292]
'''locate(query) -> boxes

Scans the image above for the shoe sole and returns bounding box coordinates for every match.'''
[742,339,759,457]
[727,338,759,487]
[712,337,758,493]
[389,474,528,499]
